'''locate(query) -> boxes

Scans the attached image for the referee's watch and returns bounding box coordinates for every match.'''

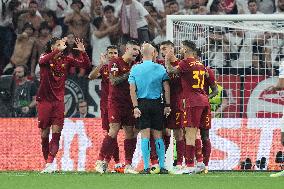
[165,104,170,107]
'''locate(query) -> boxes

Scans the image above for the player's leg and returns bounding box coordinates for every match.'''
[200,128,211,173]
[200,107,212,173]
[183,106,203,174]
[151,101,168,174]
[40,128,50,161]
[163,128,171,152]
[173,128,185,167]
[139,128,151,174]
[184,127,198,173]
[96,122,120,173]
[42,101,65,173]
[37,100,52,162]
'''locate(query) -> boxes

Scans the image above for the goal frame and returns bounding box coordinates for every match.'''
[166,14,284,42]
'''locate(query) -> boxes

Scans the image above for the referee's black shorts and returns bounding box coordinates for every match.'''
[136,98,164,131]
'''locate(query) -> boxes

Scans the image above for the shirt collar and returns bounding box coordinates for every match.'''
[142,60,153,64]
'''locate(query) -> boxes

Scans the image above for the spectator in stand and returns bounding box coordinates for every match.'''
[276,0,284,13]
[120,0,161,44]
[247,0,263,14]
[218,0,239,14]
[153,19,166,44]
[168,1,180,14]
[64,0,91,43]
[91,0,103,19]
[3,22,35,75]
[72,99,95,118]
[101,0,122,17]
[91,7,119,66]
[147,6,160,40]
[30,21,52,78]
[41,9,62,38]
[140,0,165,16]
[0,0,17,75]
[17,0,42,34]
[180,0,193,15]
[12,65,37,117]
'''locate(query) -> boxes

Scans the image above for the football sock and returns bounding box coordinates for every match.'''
[155,138,165,169]
[141,138,150,170]
[176,139,185,165]
[124,138,137,165]
[163,135,171,151]
[41,137,49,161]
[47,133,61,163]
[185,145,195,167]
[113,138,120,163]
[99,135,115,161]
[195,139,203,163]
[202,139,211,166]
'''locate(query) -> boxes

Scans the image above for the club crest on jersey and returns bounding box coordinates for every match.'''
[111,63,119,72]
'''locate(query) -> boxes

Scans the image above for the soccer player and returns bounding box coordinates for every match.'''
[269,61,284,177]
[37,37,91,173]
[95,40,140,174]
[88,46,122,171]
[165,40,210,174]
[162,40,186,172]
[194,49,218,174]
[129,43,171,174]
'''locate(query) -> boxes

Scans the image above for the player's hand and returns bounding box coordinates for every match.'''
[99,53,107,65]
[73,38,85,52]
[164,107,171,118]
[21,106,29,114]
[134,107,141,118]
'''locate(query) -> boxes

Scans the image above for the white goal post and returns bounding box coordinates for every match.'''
[165,14,284,170]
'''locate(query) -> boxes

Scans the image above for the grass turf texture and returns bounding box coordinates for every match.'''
[0,171,283,189]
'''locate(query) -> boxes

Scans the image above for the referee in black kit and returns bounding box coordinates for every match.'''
[128,43,171,174]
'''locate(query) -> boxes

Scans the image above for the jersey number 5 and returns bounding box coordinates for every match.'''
[192,70,205,89]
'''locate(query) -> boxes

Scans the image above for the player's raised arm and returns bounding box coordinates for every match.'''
[67,38,91,69]
[88,53,107,80]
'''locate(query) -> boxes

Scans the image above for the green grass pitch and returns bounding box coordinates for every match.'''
[0,171,283,189]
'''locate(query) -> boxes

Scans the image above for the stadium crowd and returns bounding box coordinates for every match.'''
[0,0,282,115]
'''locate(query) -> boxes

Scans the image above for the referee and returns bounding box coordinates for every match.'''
[128,43,171,174]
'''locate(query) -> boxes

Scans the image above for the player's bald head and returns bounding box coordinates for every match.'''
[141,43,155,58]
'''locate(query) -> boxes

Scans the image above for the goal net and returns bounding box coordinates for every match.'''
[166,14,284,170]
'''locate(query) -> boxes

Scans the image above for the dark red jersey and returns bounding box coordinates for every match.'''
[177,57,209,107]
[37,50,90,102]
[108,57,135,106]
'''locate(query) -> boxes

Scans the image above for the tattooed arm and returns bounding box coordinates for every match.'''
[109,72,130,86]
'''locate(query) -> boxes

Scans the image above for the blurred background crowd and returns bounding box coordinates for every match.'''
[0,0,283,118]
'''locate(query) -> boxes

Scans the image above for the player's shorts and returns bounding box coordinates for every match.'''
[165,107,184,129]
[108,101,135,126]
[37,100,64,129]
[136,98,164,131]
[101,108,109,131]
[183,106,211,129]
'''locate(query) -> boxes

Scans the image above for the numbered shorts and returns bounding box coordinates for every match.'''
[37,100,64,129]
[165,108,184,129]
[108,102,135,126]
[183,106,211,129]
